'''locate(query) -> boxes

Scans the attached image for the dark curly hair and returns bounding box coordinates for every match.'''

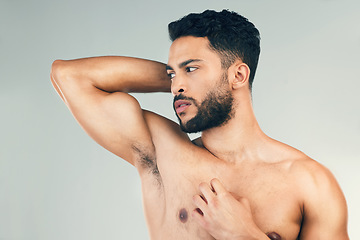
[168,9,260,90]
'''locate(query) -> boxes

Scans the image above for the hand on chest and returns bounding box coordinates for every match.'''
[162,164,302,239]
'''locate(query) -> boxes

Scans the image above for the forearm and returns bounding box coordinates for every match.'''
[51,56,171,93]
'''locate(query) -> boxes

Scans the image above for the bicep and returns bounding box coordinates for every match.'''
[57,80,155,166]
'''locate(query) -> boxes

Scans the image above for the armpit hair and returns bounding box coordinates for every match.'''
[131,144,160,179]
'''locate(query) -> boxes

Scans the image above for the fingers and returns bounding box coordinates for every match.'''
[193,182,212,218]
[192,194,207,227]
[193,178,232,207]
[193,178,227,212]
[199,182,216,201]
[198,178,226,197]
[191,207,207,228]
[193,194,208,212]
[210,178,227,195]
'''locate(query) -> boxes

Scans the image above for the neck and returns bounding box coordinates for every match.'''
[201,97,269,163]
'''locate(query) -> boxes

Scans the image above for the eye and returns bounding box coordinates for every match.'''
[185,67,197,73]
[167,72,176,79]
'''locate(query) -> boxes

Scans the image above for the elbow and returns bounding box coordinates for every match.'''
[50,60,71,103]
[50,59,76,88]
[51,59,64,70]
[50,59,67,83]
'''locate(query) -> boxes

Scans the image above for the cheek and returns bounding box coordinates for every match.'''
[193,77,213,93]
[196,79,222,100]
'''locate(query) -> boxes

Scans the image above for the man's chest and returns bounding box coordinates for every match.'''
[141,156,303,240]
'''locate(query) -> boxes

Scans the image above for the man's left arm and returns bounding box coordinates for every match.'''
[298,162,349,240]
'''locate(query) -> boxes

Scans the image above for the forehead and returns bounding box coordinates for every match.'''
[167,36,221,68]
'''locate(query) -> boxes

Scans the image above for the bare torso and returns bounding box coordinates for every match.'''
[50,56,348,240]
[138,116,306,240]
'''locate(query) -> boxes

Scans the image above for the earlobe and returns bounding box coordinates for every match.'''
[231,63,250,90]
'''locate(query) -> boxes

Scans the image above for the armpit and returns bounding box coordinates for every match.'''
[132,144,161,179]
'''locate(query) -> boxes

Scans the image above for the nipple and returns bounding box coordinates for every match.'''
[267,232,282,240]
[178,208,188,223]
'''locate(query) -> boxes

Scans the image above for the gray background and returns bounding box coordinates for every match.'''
[1,0,359,239]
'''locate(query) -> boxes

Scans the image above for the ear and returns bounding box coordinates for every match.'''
[229,61,250,90]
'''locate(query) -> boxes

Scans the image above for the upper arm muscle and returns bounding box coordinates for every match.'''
[298,162,349,239]
[53,75,155,167]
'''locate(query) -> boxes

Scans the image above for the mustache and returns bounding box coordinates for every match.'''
[173,94,196,103]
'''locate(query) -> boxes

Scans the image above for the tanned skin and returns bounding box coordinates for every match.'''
[51,36,349,240]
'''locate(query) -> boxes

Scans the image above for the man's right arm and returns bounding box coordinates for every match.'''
[50,56,171,167]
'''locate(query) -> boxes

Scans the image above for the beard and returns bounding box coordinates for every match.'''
[173,73,234,133]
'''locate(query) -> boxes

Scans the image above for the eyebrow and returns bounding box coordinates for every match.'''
[166,59,203,71]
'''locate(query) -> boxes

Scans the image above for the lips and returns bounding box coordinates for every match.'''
[174,100,191,114]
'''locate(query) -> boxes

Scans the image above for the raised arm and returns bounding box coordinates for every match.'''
[50,56,171,167]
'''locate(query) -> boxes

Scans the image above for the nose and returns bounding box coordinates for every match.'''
[171,76,187,96]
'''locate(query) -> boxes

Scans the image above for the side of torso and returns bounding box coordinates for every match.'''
[138,137,305,240]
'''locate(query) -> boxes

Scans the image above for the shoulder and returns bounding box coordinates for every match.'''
[288,156,349,238]
[288,156,342,197]
[265,140,344,200]
[142,110,190,145]
[271,143,340,193]
[287,155,345,204]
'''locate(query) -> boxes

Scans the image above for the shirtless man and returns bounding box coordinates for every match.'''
[50,10,349,240]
